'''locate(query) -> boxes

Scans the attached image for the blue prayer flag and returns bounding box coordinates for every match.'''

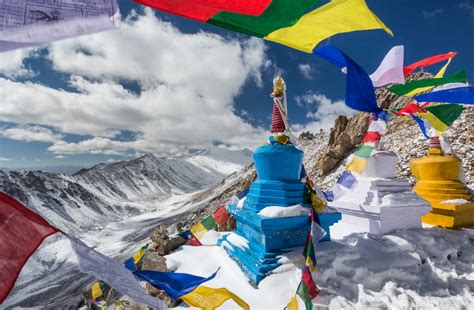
[414,86,474,104]
[337,171,357,189]
[410,114,429,139]
[134,268,219,299]
[313,45,382,113]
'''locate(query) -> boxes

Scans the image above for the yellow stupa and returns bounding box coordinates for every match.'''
[410,136,474,228]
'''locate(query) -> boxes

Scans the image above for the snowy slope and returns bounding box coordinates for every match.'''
[165,225,474,309]
[0,150,252,233]
[184,146,253,175]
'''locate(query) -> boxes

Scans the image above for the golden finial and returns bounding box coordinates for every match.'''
[271,76,286,98]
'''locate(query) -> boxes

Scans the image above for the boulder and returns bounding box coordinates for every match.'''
[141,251,169,272]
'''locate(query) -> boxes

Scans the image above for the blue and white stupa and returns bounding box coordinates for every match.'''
[218,77,341,285]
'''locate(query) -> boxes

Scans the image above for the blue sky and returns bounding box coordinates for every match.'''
[0,0,473,169]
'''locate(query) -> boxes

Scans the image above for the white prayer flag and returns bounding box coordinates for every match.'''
[0,0,120,53]
[370,46,405,87]
[311,221,326,248]
[68,236,164,310]
[367,119,387,135]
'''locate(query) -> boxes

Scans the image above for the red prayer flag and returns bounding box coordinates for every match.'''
[134,0,271,22]
[212,206,230,225]
[395,102,426,116]
[302,266,320,299]
[362,131,382,143]
[188,232,202,246]
[403,52,457,76]
[0,192,60,303]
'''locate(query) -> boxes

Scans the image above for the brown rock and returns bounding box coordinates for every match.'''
[146,283,181,308]
[155,236,187,256]
[318,113,369,175]
[150,224,168,243]
[141,251,168,272]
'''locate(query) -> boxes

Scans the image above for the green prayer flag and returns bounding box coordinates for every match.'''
[388,71,467,96]
[296,281,313,310]
[425,104,464,126]
[355,144,374,158]
[201,215,217,231]
[208,0,320,38]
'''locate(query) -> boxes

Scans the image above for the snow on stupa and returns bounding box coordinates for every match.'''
[329,113,431,235]
[410,133,474,228]
[217,77,340,285]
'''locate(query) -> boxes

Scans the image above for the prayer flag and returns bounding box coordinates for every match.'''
[337,171,357,189]
[91,282,104,300]
[133,244,148,265]
[286,294,299,310]
[68,236,164,309]
[209,0,320,38]
[388,71,467,96]
[134,269,219,299]
[135,0,272,22]
[0,0,119,53]
[213,206,231,225]
[403,52,457,76]
[347,157,367,174]
[414,86,474,105]
[410,114,429,139]
[395,102,425,116]
[302,266,320,299]
[355,144,374,158]
[367,119,387,135]
[200,215,217,231]
[369,46,404,87]
[179,230,202,246]
[182,286,250,310]
[431,82,469,92]
[419,104,464,136]
[362,131,382,143]
[190,222,207,239]
[296,280,313,310]
[314,45,382,112]
[0,192,60,303]
[303,233,317,272]
[266,0,392,52]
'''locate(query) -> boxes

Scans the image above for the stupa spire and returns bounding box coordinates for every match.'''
[270,76,287,133]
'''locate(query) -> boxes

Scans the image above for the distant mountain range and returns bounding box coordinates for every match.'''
[0,147,252,233]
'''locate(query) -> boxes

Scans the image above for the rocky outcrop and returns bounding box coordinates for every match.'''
[149,224,187,256]
[317,114,369,175]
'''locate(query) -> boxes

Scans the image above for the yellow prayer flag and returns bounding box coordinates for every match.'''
[311,192,326,213]
[182,286,249,310]
[265,0,393,53]
[418,111,448,136]
[347,157,367,175]
[405,58,453,97]
[133,249,145,265]
[91,282,103,300]
[190,222,207,240]
[286,294,299,310]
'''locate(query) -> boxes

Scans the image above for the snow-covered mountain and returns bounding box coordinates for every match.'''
[0,149,252,233]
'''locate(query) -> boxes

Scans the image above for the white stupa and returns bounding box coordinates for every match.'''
[329,114,431,235]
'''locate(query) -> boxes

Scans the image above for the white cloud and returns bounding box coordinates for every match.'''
[2,125,63,143]
[0,48,37,79]
[293,92,356,133]
[0,157,11,161]
[0,9,269,155]
[458,0,474,15]
[422,8,444,18]
[55,155,66,159]
[298,64,315,80]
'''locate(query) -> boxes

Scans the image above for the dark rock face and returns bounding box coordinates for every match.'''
[318,113,369,175]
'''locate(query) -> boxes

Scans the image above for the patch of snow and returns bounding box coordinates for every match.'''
[440,199,470,204]
[258,204,309,218]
